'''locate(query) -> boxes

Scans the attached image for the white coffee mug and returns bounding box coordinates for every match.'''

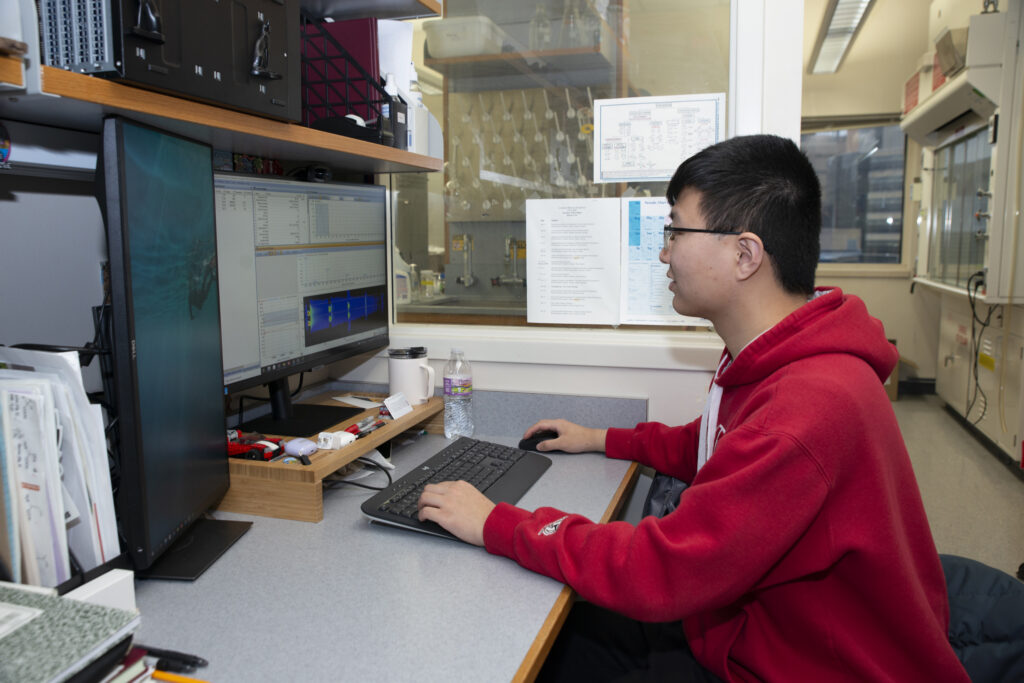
[388,347,435,405]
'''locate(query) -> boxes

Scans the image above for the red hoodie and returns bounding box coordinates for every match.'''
[483,289,968,681]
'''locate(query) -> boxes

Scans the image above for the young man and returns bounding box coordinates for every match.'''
[417,135,968,681]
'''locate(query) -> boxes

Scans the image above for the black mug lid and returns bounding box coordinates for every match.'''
[388,346,427,358]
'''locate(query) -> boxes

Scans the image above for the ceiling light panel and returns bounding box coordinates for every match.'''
[810,0,876,74]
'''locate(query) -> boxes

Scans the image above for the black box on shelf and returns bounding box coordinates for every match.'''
[37,0,301,122]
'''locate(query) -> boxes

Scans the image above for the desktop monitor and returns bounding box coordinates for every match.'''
[98,117,250,580]
[214,174,389,436]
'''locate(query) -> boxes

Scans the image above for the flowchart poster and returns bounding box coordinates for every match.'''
[593,93,726,183]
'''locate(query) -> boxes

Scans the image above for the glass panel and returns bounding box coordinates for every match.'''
[930,145,951,283]
[799,125,905,264]
[962,131,989,282]
[951,141,969,285]
[392,0,731,326]
[927,128,991,288]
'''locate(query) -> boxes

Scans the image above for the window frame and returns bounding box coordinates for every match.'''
[384,0,805,367]
[801,115,916,280]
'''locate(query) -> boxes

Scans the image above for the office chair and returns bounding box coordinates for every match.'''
[940,554,1024,682]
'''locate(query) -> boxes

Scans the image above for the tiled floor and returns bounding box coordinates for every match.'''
[896,393,1024,577]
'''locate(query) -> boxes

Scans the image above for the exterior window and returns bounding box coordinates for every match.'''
[801,124,906,264]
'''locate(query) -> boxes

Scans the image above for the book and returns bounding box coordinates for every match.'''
[0,381,68,587]
[0,581,140,683]
[0,406,19,583]
[100,646,148,683]
[0,348,120,570]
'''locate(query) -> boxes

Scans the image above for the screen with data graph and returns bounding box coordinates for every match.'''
[214,173,388,433]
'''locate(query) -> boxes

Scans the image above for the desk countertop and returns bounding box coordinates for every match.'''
[133,432,634,682]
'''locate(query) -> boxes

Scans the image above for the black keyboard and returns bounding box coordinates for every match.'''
[360,437,552,540]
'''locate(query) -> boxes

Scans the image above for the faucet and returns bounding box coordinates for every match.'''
[454,234,476,287]
[492,236,525,287]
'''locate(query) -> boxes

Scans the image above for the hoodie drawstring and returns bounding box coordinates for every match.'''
[697,355,730,473]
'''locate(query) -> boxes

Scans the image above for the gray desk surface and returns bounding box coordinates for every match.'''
[133,433,634,682]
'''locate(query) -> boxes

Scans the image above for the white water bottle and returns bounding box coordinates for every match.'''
[443,348,474,438]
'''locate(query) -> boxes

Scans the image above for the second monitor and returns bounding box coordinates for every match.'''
[215,174,389,436]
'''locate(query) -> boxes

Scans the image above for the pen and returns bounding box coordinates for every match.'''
[356,421,386,439]
[139,645,208,668]
[345,415,378,434]
[151,671,211,683]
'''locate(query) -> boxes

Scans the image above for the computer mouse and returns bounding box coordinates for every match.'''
[284,437,318,457]
[518,430,562,453]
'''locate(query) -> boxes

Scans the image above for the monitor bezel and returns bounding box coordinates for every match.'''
[99,115,235,572]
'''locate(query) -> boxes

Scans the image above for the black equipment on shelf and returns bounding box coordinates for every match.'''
[38,0,301,122]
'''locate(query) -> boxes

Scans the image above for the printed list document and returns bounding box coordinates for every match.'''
[526,198,621,325]
[527,197,713,327]
[593,93,726,184]
[619,197,708,326]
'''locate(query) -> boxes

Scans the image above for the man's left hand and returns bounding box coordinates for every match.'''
[417,481,496,546]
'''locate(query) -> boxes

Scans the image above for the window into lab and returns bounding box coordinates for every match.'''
[800,124,906,264]
[390,0,731,326]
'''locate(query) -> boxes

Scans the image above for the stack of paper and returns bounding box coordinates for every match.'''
[0,348,119,587]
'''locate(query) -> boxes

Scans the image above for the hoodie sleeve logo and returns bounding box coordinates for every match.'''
[540,516,569,536]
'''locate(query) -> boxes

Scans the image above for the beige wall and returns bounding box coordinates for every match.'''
[928,0,984,39]
[800,1,986,380]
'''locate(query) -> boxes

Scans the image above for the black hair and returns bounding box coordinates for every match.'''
[666,134,821,296]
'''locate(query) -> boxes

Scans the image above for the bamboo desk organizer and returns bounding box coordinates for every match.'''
[218,393,444,522]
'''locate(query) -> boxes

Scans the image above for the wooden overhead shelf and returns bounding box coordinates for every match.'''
[0,55,23,88]
[300,0,440,20]
[0,66,442,174]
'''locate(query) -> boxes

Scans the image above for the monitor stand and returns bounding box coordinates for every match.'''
[239,377,362,437]
[137,518,252,581]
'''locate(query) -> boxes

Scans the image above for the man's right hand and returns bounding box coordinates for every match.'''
[522,419,607,454]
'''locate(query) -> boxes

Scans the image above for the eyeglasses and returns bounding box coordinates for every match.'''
[663,226,743,250]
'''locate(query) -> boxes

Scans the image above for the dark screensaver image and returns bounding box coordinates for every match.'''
[120,123,225,548]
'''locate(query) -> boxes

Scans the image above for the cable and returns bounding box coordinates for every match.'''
[965,273,988,420]
[965,271,996,424]
[9,343,96,353]
[322,456,394,491]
